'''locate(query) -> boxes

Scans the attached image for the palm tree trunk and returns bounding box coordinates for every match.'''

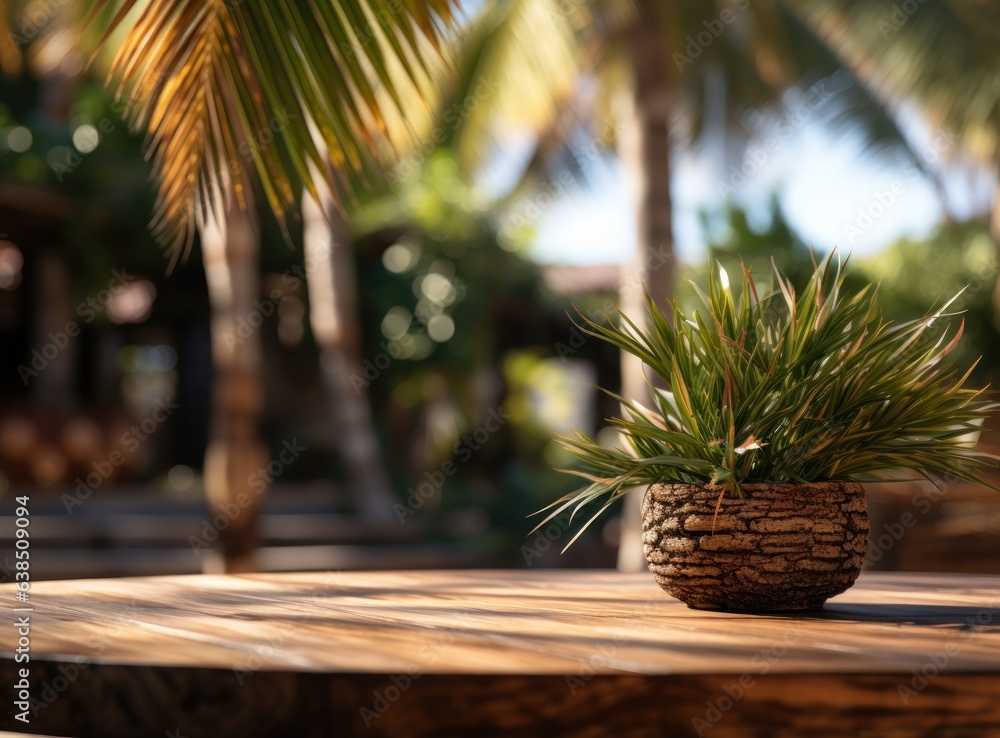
[302,173,397,522]
[991,180,1000,323]
[200,188,268,572]
[616,0,677,572]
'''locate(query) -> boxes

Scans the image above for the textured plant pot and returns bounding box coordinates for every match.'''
[641,481,869,612]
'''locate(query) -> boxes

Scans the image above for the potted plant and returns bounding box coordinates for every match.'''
[535,255,998,612]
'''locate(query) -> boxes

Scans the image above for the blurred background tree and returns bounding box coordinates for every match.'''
[423,0,923,567]
[2,0,1000,578]
[45,0,460,571]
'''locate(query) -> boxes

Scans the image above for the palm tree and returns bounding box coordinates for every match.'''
[440,0,904,568]
[198,179,268,571]
[4,0,928,571]
[72,0,460,570]
[783,0,1000,312]
[301,151,398,521]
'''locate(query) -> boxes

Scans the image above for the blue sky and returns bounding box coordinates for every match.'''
[524,122,951,266]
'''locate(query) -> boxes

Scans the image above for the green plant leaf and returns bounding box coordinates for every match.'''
[539,251,1000,549]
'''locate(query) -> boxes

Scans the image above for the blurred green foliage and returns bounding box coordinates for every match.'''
[349,150,610,563]
[686,199,999,386]
[854,222,998,385]
[0,74,161,289]
[679,198,817,311]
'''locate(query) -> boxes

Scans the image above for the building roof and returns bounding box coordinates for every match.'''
[543,263,621,295]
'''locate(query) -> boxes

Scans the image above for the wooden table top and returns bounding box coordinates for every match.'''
[3,570,1000,737]
[6,569,1000,674]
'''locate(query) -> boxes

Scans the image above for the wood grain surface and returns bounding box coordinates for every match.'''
[2,570,1000,737]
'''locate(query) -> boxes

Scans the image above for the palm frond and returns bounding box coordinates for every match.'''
[430,0,583,176]
[83,0,460,265]
[785,0,1000,162]
[0,1,22,75]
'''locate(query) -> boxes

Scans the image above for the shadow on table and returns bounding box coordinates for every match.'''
[805,603,1000,628]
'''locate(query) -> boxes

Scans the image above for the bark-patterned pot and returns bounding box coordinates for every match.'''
[641,481,869,612]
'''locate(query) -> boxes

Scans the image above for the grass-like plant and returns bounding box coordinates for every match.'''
[535,253,999,548]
